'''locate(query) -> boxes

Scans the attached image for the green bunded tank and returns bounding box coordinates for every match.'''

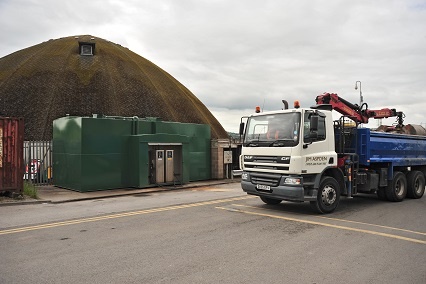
[53,115,211,192]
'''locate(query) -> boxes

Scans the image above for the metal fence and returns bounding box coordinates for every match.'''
[23,141,53,185]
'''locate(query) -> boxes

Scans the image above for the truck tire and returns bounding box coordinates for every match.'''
[310,176,340,214]
[376,187,388,201]
[260,196,282,205]
[406,171,425,199]
[385,171,407,202]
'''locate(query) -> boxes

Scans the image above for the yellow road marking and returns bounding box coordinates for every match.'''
[0,196,254,235]
[216,205,426,245]
[234,204,426,236]
[317,216,426,236]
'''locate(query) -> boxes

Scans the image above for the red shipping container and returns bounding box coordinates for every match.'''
[0,117,24,194]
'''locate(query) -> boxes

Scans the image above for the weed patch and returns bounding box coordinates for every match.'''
[23,182,38,199]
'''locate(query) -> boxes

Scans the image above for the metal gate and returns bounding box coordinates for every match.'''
[23,141,53,185]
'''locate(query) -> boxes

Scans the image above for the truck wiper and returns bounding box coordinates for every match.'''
[269,139,293,147]
[245,140,259,147]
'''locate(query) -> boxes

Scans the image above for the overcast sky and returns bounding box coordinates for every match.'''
[1,0,426,132]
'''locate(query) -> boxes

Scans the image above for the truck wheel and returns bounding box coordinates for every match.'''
[385,171,407,202]
[406,171,425,199]
[376,187,388,201]
[310,176,340,214]
[260,196,282,205]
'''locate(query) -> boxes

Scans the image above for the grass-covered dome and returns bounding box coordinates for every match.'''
[0,35,228,140]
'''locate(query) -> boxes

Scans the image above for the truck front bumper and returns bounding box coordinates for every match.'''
[241,172,317,202]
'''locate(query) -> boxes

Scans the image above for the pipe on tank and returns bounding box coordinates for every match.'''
[132,116,139,135]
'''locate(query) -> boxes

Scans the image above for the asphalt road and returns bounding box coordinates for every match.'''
[1,183,425,284]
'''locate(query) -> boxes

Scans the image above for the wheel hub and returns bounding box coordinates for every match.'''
[414,179,422,194]
[321,185,336,206]
[395,180,405,197]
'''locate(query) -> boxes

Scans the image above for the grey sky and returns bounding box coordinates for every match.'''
[1,0,426,132]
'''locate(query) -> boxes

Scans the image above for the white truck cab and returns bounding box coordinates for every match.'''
[239,105,341,213]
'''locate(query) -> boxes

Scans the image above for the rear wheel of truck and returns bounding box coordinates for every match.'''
[385,171,407,202]
[406,171,425,199]
[310,176,340,214]
[260,196,282,205]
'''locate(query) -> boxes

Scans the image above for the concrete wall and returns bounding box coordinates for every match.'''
[211,139,239,179]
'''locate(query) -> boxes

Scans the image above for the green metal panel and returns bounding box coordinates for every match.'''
[53,116,134,191]
[189,152,209,181]
[53,115,211,191]
[53,117,82,154]
[52,153,82,191]
[137,143,151,187]
[155,121,211,181]
[134,119,155,134]
[124,134,191,187]
[77,118,132,191]
[81,118,132,154]
[53,117,83,190]
[121,135,141,187]
[81,153,122,190]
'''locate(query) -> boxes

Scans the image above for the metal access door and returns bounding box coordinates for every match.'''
[149,145,182,185]
[155,150,165,183]
[165,150,174,183]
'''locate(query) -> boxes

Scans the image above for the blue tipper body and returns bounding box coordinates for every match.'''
[356,128,426,167]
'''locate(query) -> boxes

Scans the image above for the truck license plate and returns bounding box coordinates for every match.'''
[256,184,271,191]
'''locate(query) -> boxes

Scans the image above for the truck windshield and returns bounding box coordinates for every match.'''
[243,113,301,147]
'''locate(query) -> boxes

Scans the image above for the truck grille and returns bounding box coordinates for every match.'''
[250,156,277,163]
[243,155,290,172]
[245,165,289,170]
[250,173,281,186]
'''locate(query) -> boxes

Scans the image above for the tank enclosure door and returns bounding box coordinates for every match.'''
[149,145,182,185]
[155,150,165,183]
[165,150,174,183]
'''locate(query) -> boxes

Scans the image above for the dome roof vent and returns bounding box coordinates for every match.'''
[79,41,95,56]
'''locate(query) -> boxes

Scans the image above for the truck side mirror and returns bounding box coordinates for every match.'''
[239,122,245,135]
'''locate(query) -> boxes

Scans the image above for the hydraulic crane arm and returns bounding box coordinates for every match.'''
[315,92,403,125]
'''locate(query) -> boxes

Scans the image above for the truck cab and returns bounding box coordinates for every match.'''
[240,106,343,213]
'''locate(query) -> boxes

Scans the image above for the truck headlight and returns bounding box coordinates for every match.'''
[284,177,301,185]
[241,172,249,181]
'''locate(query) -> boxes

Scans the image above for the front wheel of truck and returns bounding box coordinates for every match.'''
[310,176,340,214]
[260,196,282,205]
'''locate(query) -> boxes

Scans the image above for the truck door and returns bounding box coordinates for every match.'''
[302,112,335,172]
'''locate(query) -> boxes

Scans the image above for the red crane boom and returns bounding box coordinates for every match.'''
[315,92,403,126]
